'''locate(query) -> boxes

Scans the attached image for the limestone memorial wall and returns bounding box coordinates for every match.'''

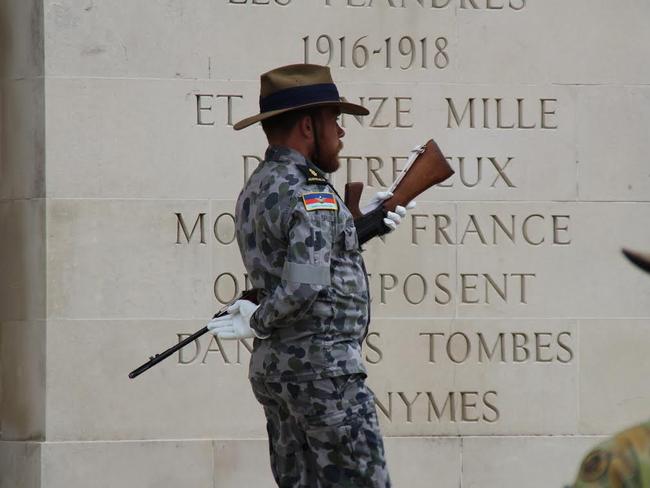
[1,1,650,486]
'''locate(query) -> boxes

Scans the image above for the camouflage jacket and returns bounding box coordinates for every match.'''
[235,145,370,382]
[569,420,650,487]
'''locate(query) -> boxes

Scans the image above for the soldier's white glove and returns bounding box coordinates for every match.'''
[206,299,268,340]
[383,201,417,232]
[361,190,393,215]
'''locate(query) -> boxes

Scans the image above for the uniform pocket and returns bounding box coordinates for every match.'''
[343,224,359,251]
[302,380,387,486]
[303,409,358,482]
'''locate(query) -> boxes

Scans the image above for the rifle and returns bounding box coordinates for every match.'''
[128,288,260,379]
[346,139,454,245]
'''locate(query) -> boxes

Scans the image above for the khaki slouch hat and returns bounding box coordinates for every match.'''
[233,63,369,130]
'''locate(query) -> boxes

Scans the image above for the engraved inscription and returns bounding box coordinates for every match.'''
[370,271,536,306]
[409,213,572,246]
[177,331,383,364]
[229,0,292,5]
[447,98,559,129]
[177,334,254,365]
[176,212,206,244]
[195,94,243,127]
[175,212,239,245]
[419,331,575,364]
[323,0,526,10]
[339,154,518,189]
[340,96,413,128]
[375,390,500,423]
[303,35,449,70]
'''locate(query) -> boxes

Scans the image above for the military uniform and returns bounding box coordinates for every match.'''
[235,145,390,487]
[569,420,650,487]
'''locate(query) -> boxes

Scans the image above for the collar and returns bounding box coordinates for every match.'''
[264,145,329,183]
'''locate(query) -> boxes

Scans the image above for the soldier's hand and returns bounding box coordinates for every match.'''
[383,201,416,232]
[361,190,393,215]
[206,300,268,340]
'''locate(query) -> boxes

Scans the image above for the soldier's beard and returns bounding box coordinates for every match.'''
[314,142,343,173]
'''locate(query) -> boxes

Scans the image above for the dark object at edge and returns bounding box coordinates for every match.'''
[622,248,650,273]
[128,289,260,379]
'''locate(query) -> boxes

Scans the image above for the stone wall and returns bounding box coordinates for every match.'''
[1,1,650,486]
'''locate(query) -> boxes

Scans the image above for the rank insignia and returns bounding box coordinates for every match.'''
[297,165,329,185]
[302,192,338,211]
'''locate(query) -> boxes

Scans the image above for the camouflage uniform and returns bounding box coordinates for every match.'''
[569,420,650,487]
[235,145,390,487]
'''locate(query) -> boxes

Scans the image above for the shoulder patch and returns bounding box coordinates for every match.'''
[297,165,329,185]
[302,192,338,211]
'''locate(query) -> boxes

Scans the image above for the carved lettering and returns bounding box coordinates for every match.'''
[229,0,291,6]
[447,332,471,364]
[478,332,505,363]
[176,213,206,244]
[483,391,500,422]
[213,213,237,245]
[447,97,558,129]
[377,390,500,423]
[341,97,414,128]
[194,94,243,127]
[177,333,200,364]
[380,273,398,303]
[512,332,530,362]
[398,392,421,422]
[365,332,384,364]
[344,153,517,189]
[370,271,534,306]
[427,391,455,421]
[408,213,572,247]
[202,335,230,364]
[557,331,575,363]
[421,331,575,364]
[176,334,253,365]
[214,272,240,303]
[366,156,387,186]
[535,332,553,363]
[461,391,480,422]
[243,155,263,182]
[324,0,525,9]
[403,273,427,305]
[375,392,393,421]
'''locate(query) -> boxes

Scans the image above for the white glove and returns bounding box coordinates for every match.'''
[383,201,417,232]
[361,190,393,215]
[206,299,268,340]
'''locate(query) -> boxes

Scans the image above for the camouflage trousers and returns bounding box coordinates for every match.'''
[250,374,391,488]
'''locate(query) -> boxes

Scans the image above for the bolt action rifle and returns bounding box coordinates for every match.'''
[128,288,260,379]
[347,139,454,245]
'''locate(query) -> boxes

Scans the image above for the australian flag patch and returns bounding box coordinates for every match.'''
[302,192,338,211]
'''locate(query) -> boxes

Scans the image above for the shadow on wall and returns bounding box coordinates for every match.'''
[0,2,10,79]
[0,0,45,79]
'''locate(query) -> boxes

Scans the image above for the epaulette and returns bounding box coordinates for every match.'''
[297,165,329,185]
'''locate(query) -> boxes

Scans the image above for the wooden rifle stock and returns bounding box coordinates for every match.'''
[346,139,453,219]
[128,288,260,379]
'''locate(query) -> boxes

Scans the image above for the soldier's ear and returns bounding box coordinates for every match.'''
[297,115,314,141]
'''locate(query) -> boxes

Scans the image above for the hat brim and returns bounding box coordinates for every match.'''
[622,248,650,273]
[233,100,369,131]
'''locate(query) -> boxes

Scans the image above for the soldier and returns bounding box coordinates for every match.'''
[567,249,650,488]
[207,64,413,487]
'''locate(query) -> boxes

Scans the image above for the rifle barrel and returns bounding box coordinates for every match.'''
[128,326,209,379]
[128,289,259,380]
